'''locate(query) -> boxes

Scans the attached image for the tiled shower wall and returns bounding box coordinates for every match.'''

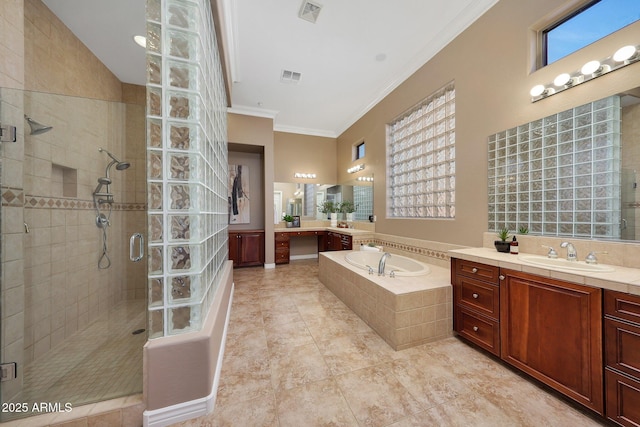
[146,0,229,338]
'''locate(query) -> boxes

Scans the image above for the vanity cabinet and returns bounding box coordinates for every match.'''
[451,258,604,416]
[326,231,352,251]
[275,230,328,264]
[604,290,640,426]
[451,258,502,356]
[229,230,264,267]
[275,232,290,265]
[500,270,603,415]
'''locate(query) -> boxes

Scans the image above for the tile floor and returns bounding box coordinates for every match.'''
[176,259,607,427]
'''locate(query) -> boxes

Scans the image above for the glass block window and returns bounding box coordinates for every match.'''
[146,0,229,338]
[488,96,621,239]
[386,82,455,218]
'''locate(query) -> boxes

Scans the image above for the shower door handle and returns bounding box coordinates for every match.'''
[130,233,144,262]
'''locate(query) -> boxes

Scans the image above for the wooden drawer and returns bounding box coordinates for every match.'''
[457,275,500,320]
[605,317,640,379]
[275,232,290,242]
[606,368,640,427]
[456,307,500,356]
[605,290,640,325]
[455,259,500,284]
[275,249,289,264]
[276,240,290,249]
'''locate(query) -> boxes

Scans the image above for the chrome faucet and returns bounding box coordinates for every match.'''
[378,252,391,276]
[560,242,577,262]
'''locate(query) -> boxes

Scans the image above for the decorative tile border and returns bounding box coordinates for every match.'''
[2,187,146,210]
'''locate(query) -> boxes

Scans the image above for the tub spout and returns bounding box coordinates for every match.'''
[378,252,391,276]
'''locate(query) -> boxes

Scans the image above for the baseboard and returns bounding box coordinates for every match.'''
[143,284,234,427]
[290,254,319,260]
[264,262,276,269]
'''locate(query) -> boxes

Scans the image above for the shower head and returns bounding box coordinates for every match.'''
[24,115,53,135]
[97,177,112,185]
[116,161,131,170]
[98,148,131,176]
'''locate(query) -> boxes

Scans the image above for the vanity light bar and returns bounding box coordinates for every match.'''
[357,176,373,182]
[294,172,316,179]
[347,164,365,174]
[530,44,639,102]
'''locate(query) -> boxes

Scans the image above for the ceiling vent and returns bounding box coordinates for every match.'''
[298,0,322,24]
[281,69,302,84]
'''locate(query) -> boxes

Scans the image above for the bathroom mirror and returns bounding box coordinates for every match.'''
[487,86,640,242]
[274,180,374,224]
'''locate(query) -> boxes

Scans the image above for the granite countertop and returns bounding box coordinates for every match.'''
[275,226,373,236]
[449,247,640,296]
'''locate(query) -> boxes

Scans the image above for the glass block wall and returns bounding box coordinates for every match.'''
[386,82,456,218]
[488,96,621,238]
[354,185,373,221]
[146,0,228,338]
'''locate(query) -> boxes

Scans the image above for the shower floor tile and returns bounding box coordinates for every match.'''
[6,299,145,421]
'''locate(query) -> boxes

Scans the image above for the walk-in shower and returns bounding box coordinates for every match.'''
[93,147,131,268]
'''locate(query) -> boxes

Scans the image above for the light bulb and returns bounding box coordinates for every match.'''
[581,60,601,75]
[530,85,546,97]
[613,45,637,62]
[553,73,572,87]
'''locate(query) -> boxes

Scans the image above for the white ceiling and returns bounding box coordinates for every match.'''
[42,0,498,137]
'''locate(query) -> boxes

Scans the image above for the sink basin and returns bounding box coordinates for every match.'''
[519,255,615,273]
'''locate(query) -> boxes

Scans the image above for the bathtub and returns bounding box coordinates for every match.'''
[345,251,430,277]
[319,251,452,350]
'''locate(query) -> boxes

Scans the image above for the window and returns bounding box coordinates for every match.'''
[386,82,455,219]
[543,0,640,65]
[355,141,365,160]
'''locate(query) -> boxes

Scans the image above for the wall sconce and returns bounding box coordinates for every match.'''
[347,164,365,174]
[356,176,373,182]
[530,43,639,102]
[294,172,316,179]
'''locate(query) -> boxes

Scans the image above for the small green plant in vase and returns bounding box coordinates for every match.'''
[283,214,294,227]
[518,225,529,234]
[494,227,511,253]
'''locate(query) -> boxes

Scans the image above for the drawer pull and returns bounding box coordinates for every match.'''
[471,267,478,273]
[472,293,479,299]
[473,326,479,332]
[499,275,505,280]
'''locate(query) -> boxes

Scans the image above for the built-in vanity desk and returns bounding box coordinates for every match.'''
[274,227,372,264]
[449,247,640,424]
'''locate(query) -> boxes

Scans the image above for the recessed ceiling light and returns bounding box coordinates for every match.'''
[133,35,146,48]
[375,53,387,62]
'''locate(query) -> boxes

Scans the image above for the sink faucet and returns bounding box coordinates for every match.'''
[378,252,391,276]
[560,242,577,262]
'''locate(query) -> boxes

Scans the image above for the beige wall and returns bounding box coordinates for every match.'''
[336,0,640,247]
[274,131,337,183]
[228,113,276,264]
[0,0,25,88]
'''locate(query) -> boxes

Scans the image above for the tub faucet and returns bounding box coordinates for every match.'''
[378,252,391,276]
[560,241,577,262]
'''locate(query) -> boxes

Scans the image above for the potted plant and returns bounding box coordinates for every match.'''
[319,201,339,226]
[339,200,357,221]
[494,227,511,253]
[283,214,294,228]
[518,225,529,234]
